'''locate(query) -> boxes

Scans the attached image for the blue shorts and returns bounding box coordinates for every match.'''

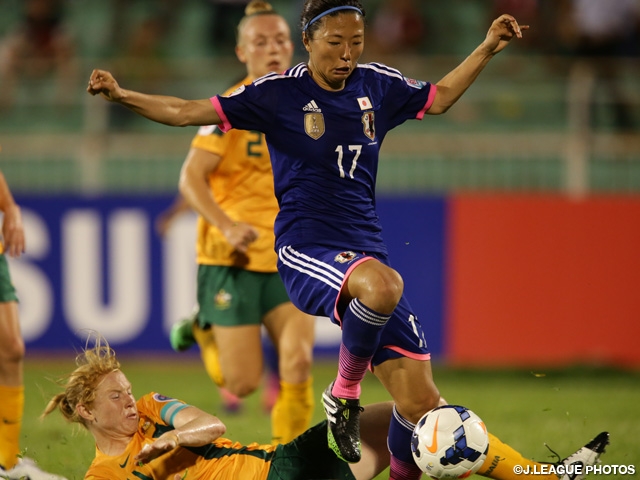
[277,245,430,367]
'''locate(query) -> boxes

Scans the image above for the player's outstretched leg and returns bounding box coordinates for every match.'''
[322,380,364,463]
[477,431,609,480]
[557,432,609,480]
[171,312,244,413]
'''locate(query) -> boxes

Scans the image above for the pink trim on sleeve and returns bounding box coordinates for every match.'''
[210,96,232,133]
[416,84,438,120]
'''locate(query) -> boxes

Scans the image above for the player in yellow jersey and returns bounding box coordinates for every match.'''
[0,167,67,480]
[167,0,315,445]
[45,335,609,480]
[42,336,392,480]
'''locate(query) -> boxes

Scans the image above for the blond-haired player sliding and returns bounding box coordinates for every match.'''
[86,1,609,477]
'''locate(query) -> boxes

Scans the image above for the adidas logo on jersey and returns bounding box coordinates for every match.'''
[303,100,322,112]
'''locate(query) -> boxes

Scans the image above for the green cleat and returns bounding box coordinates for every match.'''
[322,381,363,463]
[170,316,197,352]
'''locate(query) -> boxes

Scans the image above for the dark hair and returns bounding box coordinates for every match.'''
[300,0,366,39]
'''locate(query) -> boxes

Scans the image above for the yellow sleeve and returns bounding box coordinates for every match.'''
[190,79,280,272]
[191,124,232,157]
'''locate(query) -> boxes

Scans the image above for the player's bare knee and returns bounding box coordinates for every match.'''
[279,351,313,383]
[0,335,25,365]
[224,376,260,398]
[224,382,258,398]
[353,267,404,313]
[369,274,403,312]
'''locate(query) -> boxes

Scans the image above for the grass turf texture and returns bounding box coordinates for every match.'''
[21,356,640,479]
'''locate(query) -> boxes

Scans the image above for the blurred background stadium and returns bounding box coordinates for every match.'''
[2,0,638,364]
[1,0,640,475]
[2,0,639,193]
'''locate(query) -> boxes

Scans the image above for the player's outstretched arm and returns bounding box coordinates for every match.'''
[428,14,528,115]
[87,69,221,127]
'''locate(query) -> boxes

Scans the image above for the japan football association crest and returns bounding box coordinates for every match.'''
[334,251,357,263]
[304,113,325,140]
[361,111,375,141]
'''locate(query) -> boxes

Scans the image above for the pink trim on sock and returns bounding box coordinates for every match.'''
[332,344,370,399]
[390,456,423,480]
[332,375,361,399]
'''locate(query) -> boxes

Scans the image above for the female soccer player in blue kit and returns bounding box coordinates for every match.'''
[87,2,608,479]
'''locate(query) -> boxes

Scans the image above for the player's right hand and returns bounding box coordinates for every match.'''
[223,222,259,254]
[87,69,124,101]
[1,204,25,258]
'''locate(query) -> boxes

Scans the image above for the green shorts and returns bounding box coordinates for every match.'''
[0,255,19,303]
[196,265,290,328]
[267,421,355,480]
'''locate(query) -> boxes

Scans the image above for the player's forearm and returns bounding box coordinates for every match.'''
[171,415,226,447]
[116,90,218,127]
[0,172,17,213]
[430,46,494,114]
[179,165,234,232]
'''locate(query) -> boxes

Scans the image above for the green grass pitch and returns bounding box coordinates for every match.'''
[20,355,640,479]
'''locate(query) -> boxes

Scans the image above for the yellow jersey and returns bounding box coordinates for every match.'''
[192,77,278,272]
[85,393,275,480]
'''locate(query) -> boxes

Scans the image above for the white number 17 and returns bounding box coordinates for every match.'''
[335,145,362,179]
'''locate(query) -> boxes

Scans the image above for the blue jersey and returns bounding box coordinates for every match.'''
[212,62,436,255]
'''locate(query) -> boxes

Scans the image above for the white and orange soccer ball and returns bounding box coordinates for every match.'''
[411,405,489,479]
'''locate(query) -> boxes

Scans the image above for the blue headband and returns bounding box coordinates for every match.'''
[302,6,363,33]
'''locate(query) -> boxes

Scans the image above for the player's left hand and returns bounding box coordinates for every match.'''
[482,14,529,55]
[223,221,258,254]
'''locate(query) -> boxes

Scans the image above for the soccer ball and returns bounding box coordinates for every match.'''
[411,405,489,479]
